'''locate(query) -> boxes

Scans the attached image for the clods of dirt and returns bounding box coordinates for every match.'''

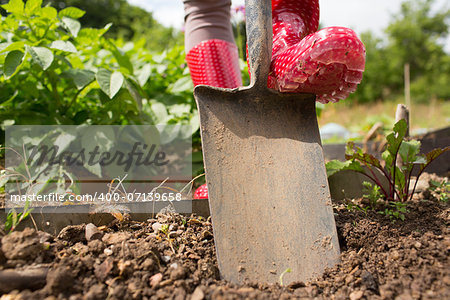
[0,185,448,299]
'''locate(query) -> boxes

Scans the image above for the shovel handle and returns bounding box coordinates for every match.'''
[245,0,272,90]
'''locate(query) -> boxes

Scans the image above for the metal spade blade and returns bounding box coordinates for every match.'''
[193,0,340,284]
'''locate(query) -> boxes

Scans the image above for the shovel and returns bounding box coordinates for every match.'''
[194,0,340,285]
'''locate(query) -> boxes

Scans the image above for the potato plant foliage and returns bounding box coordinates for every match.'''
[0,0,199,134]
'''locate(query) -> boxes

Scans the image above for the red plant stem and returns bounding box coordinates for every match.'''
[378,163,402,201]
[391,139,404,201]
[357,167,390,200]
[408,168,425,202]
[376,165,396,200]
[404,165,414,202]
[392,158,398,200]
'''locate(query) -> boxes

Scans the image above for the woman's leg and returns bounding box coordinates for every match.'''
[184,0,242,88]
[183,0,366,102]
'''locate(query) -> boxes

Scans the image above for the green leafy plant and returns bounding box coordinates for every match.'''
[362,181,382,208]
[279,267,292,286]
[159,223,176,253]
[379,201,409,221]
[0,144,75,233]
[0,0,199,134]
[1,147,36,234]
[160,224,169,235]
[327,119,449,202]
[4,198,33,233]
[429,179,449,202]
[1,129,80,197]
[346,201,370,215]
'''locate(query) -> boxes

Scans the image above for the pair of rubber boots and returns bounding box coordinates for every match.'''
[186,0,366,104]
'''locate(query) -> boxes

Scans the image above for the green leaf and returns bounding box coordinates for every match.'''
[189,113,200,134]
[124,79,142,108]
[77,23,112,41]
[107,41,133,74]
[325,159,364,177]
[110,71,124,99]
[39,6,57,20]
[136,64,151,86]
[345,142,382,169]
[393,119,407,139]
[96,68,111,96]
[419,146,450,173]
[61,17,81,37]
[345,141,356,157]
[21,209,32,221]
[58,7,85,19]
[159,124,181,144]
[2,0,24,14]
[168,76,193,93]
[80,127,115,177]
[96,69,124,99]
[413,155,427,164]
[0,43,10,53]
[393,166,405,191]
[386,119,408,156]
[169,104,191,117]
[64,69,95,90]
[358,153,381,168]
[0,172,10,187]
[28,46,53,70]
[150,102,169,123]
[50,40,77,53]
[11,209,18,229]
[24,0,42,14]
[398,140,421,165]
[4,50,25,79]
[0,41,25,54]
[381,150,394,169]
[4,213,13,232]
[53,132,77,156]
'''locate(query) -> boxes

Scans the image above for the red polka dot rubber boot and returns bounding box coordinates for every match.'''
[270,0,366,103]
[271,0,320,57]
[193,183,208,199]
[186,39,242,89]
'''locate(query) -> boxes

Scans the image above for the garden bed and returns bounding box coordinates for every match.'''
[0,175,448,299]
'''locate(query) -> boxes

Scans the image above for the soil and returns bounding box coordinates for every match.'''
[0,176,448,299]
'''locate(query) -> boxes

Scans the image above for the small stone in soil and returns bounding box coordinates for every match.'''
[191,286,205,300]
[349,290,364,300]
[152,222,163,233]
[85,223,103,241]
[149,273,163,287]
[169,263,186,280]
[57,225,86,243]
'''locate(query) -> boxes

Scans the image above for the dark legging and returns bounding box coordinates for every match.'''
[183,0,236,52]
